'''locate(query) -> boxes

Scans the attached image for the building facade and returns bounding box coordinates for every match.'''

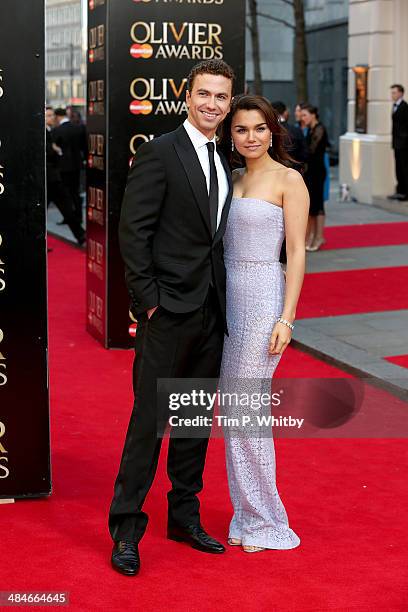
[306,2,348,154]
[339,0,408,203]
[246,0,349,155]
[45,0,86,110]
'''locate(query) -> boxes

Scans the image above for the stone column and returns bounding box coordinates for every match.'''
[339,0,408,203]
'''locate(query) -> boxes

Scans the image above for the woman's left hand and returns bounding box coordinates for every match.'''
[268,322,292,355]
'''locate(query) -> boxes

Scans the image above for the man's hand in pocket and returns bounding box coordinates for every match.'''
[147,306,159,319]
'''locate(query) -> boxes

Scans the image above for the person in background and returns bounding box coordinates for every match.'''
[53,108,87,224]
[70,108,86,126]
[45,107,85,247]
[388,84,408,201]
[68,108,87,204]
[295,102,330,210]
[294,102,306,132]
[323,147,331,205]
[271,101,307,264]
[271,101,307,172]
[301,104,328,251]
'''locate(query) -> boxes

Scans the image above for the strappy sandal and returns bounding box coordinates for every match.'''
[242,545,266,553]
[308,238,326,252]
[227,538,242,546]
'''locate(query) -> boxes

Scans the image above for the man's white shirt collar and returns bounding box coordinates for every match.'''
[184,118,216,150]
[182,118,228,232]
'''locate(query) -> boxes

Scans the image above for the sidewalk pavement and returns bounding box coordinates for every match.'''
[373,196,408,217]
[293,170,408,399]
[47,171,408,398]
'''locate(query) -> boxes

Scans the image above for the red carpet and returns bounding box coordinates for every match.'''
[322,222,408,250]
[298,266,408,319]
[1,235,407,611]
[384,354,408,369]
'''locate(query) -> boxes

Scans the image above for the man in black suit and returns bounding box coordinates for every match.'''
[389,84,408,201]
[53,108,87,222]
[45,107,85,246]
[109,60,235,576]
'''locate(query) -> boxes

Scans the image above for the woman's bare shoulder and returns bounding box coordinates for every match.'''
[283,167,304,185]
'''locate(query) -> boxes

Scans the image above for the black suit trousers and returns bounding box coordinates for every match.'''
[108,288,224,543]
[47,179,84,243]
[395,148,408,196]
[61,170,82,222]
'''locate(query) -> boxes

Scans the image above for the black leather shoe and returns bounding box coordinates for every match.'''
[167,524,225,554]
[111,541,140,576]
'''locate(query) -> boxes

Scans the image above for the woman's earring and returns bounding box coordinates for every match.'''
[270,134,273,149]
[231,139,235,152]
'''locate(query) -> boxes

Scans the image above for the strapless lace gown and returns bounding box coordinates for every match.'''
[219,197,300,549]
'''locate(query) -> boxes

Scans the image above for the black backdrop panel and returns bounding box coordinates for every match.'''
[86,1,108,345]
[87,0,246,348]
[0,0,50,497]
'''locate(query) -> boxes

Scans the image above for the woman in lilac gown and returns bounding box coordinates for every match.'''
[219,95,309,552]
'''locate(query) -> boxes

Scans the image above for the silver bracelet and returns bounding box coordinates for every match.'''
[277,317,294,331]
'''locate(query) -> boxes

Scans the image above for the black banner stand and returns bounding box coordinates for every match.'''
[0,0,51,499]
[86,0,246,348]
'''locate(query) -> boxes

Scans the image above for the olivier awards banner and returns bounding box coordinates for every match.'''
[0,0,51,498]
[86,0,246,348]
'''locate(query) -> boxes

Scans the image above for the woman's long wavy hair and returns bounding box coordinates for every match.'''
[219,94,294,168]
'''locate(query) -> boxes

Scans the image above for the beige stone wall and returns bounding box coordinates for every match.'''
[339,0,408,203]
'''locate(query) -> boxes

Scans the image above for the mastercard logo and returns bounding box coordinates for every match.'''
[130,44,153,59]
[89,0,94,9]
[88,49,94,63]
[130,100,153,115]
[129,323,138,338]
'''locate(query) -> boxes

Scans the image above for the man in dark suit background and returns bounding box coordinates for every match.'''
[53,108,87,222]
[109,60,235,576]
[271,100,307,173]
[389,84,408,201]
[45,107,85,246]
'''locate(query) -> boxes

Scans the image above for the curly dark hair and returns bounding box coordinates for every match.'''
[187,59,236,93]
[221,94,294,167]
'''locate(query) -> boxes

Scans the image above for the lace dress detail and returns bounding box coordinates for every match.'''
[219,197,300,549]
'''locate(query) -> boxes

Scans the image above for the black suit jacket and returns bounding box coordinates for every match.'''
[119,125,233,331]
[392,100,408,150]
[281,121,307,170]
[52,121,87,173]
[46,128,62,183]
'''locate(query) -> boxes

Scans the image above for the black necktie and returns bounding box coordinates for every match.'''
[393,103,398,114]
[206,142,219,236]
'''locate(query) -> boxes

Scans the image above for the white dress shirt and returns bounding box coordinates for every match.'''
[393,97,404,113]
[183,118,229,231]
